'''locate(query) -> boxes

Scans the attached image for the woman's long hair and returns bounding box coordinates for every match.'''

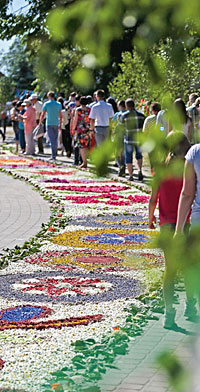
[174,98,188,124]
[165,131,191,165]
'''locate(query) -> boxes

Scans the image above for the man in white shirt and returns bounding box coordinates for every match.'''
[30,93,44,154]
[89,89,114,146]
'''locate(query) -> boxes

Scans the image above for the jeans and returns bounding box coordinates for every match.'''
[124,143,142,164]
[95,126,109,146]
[19,128,25,150]
[47,125,58,159]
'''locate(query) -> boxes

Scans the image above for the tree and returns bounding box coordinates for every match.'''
[2,0,200,91]
[0,74,14,105]
[0,38,35,92]
[109,43,200,103]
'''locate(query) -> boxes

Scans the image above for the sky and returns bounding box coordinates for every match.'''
[0,0,29,53]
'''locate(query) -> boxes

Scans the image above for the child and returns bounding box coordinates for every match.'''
[148,131,197,328]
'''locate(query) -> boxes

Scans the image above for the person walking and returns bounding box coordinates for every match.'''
[89,89,114,146]
[16,101,26,153]
[175,141,200,315]
[173,98,192,142]
[20,99,36,155]
[57,97,72,157]
[30,93,44,154]
[187,93,199,143]
[121,98,145,181]
[149,132,195,328]
[143,102,161,133]
[70,95,82,165]
[39,91,62,161]
[10,100,19,153]
[0,109,7,140]
[143,102,161,171]
[113,100,127,177]
[72,96,91,169]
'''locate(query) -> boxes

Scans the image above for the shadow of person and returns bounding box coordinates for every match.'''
[164,322,196,336]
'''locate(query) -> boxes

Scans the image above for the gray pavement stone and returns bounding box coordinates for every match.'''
[97,293,196,392]
[0,172,51,251]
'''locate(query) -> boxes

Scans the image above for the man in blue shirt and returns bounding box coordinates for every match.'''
[39,91,62,161]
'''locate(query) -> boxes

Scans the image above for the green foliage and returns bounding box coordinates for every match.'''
[33,44,84,96]
[0,74,14,105]
[0,38,35,93]
[90,138,116,177]
[157,351,190,391]
[42,291,164,391]
[109,43,200,102]
[44,0,200,90]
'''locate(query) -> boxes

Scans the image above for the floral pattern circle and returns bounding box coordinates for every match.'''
[0,271,141,304]
[52,228,154,250]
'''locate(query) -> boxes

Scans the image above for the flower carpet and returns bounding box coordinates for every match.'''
[0,152,163,392]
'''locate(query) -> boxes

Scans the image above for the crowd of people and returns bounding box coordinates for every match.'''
[1,88,200,329]
[2,90,200,180]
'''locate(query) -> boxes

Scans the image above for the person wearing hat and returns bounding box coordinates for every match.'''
[19,99,36,155]
[30,93,44,154]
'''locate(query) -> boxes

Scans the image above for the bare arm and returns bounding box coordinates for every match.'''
[39,110,46,126]
[148,188,159,229]
[175,161,196,233]
[72,110,78,133]
[90,118,95,131]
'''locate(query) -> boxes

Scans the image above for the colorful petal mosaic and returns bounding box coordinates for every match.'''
[0,152,162,391]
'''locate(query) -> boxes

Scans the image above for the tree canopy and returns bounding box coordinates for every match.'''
[109,42,200,102]
[2,0,200,91]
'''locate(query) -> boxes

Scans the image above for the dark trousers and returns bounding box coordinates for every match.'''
[117,152,126,174]
[37,136,44,153]
[62,127,72,157]
[74,146,82,165]
[36,119,44,153]
[0,119,7,136]
[19,128,26,150]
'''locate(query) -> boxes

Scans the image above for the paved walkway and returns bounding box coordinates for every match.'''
[0,172,50,250]
[98,292,197,392]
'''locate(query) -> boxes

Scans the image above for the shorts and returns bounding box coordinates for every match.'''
[124,143,142,164]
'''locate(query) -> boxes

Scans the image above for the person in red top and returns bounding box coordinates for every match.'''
[148,131,194,328]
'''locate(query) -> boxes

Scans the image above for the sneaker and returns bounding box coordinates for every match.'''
[138,171,144,181]
[184,299,197,318]
[118,169,126,177]
[163,308,176,329]
[128,176,133,181]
